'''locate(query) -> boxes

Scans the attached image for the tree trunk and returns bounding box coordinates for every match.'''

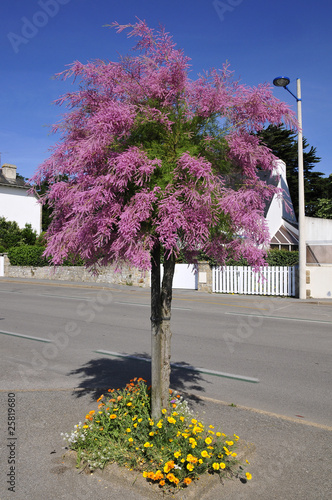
[150,243,175,420]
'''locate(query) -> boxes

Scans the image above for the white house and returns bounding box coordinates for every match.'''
[0,164,42,234]
[263,159,299,251]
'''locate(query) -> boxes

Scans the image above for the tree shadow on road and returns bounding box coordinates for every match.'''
[68,352,209,405]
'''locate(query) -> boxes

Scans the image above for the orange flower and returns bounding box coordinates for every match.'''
[163,461,175,473]
[183,477,192,485]
[96,395,104,402]
[159,480,165,486]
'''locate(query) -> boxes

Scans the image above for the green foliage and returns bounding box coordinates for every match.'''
[7,244,84,267]
[0,217,37,249]
[315,198,332,219]
[62,379,249,490]
[200,249,298,267]
[266,249,299,266]
[7,245,49,266]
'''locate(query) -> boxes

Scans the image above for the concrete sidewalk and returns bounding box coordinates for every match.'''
[0,387,331,500]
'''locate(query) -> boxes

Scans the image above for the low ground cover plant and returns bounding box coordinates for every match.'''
[62,378,251,490]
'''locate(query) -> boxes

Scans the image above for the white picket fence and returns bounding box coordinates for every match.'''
[212,266,297,296]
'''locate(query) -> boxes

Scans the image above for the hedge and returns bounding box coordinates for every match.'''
[7,245,49,267]
[7,245,84,267]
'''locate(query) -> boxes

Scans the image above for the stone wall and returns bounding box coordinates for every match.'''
[2,254,150,287]
[1,254,213,291]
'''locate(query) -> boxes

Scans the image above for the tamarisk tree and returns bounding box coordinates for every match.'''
[31,20,295,418]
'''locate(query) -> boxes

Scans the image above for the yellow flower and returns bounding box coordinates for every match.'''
[199,459,203,464]
[167,417,176,424]
[172,411,178,416]
[205,437,212,445]
[126,428,131,433]
[225,440,234,446]
[166,473,176,483]
[149,420,154,426]
[157,421,163,428]
[232,452,237,457]
[216,432,221,437]
[144,442,153,448]
[82,425,89,429]
[174,451,181,458]
[212,463,220,470]
[163,461,175,473]
[191,419,197,424]
[128,438,133,443]
[126,402,132,406]
[246,459,250,464]
[201,450,209,458]
[132,416,137,421]
[220,463,226,469]
[186,463,194,471]
[234,434,240,441]
[109,414,117,419]
[133,423,138,428]
[142,471,148,478]
[162,409,167,414]
[138,418,142,423]
[149,431,154,437]
[246,472,252,480]
[208,430,215,435]
[180,416,185,422]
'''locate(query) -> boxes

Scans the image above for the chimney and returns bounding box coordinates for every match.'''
[1,164,17,180]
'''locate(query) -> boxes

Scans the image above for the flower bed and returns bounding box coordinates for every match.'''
[61,379,252,491]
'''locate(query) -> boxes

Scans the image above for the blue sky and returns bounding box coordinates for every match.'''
[1,0,331,180]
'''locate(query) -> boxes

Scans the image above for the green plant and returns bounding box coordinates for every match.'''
[62,379,251,490]
[0,217,37,249]
[266,249,299,266]
[7,245,49,266]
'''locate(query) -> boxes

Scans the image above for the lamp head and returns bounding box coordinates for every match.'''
[273,76,290,88]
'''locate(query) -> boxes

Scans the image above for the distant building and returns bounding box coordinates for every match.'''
[263,159,299,251]
[0,163,41,234]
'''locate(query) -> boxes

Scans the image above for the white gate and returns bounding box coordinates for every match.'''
[212,266,296,296]
[0,256,4,277]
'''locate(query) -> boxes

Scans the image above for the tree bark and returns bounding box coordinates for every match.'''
[150,243,175,420]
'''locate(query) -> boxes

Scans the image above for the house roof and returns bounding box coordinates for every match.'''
[271,224,299,246]
[0,172,28,189]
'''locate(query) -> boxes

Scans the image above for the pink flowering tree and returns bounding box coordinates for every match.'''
[31,20,295,418]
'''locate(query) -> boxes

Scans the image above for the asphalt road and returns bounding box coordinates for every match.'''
[0,278,331,427]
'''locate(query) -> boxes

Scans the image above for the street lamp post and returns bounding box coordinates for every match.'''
[273,77,306,300]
